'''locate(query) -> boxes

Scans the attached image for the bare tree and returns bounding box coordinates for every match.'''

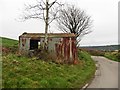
[21,0,63,50]
[56,5,93,46]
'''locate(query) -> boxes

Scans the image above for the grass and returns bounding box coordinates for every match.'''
[80,47,120,62]
[0,37,18,48]
[1,37,18,54]
[2,37,96,88]
[104,51,120,62]
[80,48,105,56]
[2,51,95,88]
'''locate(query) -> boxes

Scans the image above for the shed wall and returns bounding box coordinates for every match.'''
[19,36,78,63]
[19,37,30,55]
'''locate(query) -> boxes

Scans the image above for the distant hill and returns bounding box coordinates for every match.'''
[80,45,120,51]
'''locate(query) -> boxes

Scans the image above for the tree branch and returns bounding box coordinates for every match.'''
[56,4,93,45]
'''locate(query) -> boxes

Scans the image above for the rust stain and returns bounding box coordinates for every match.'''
[19,33,78,64]
[55,37,78,63]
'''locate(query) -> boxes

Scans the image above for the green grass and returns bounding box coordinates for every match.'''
[104,51,120,62]
[2,51,95,88]
[2,37,96,88]
[0,37,18,48]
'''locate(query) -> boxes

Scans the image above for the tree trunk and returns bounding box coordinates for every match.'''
[44,0,49,50]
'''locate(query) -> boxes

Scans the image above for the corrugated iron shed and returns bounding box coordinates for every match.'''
[19,33,78,64]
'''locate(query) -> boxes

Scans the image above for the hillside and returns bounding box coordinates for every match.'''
[2,37,96,88]
[80,45,120,51]
[0,37,18,48]
[80,45,120,62]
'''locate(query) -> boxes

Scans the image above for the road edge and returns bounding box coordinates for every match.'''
[81,61,100,90]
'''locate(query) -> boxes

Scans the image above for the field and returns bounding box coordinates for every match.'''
[1,37,96,88]
[1,37,18,48]
[104,51,120,62]
[80,47,120,62]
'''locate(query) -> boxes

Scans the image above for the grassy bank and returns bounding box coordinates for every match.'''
[104,51,120,62]
[2,37,96,88]
[80,47,120,62]
[80,48,105,56]
[2,51,95,88]
[1,37,18,48]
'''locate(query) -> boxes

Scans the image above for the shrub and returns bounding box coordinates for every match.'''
[79,48,105,56]
[104,51,120,62]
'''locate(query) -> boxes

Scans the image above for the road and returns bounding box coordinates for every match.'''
[87,56,118,88]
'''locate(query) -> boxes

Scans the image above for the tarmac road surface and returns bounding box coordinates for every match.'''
[88,56,118,88]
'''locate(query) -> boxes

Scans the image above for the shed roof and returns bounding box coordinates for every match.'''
[19,33,76,38]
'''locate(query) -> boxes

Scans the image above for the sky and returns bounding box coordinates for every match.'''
[0,0,119,46]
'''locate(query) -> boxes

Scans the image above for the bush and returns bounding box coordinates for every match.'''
[104,51,120,62]
[79,48,105,56]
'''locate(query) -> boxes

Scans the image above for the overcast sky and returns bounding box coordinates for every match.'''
[0,0,119,46]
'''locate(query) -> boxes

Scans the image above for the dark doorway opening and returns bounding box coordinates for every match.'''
[30,40,40,50]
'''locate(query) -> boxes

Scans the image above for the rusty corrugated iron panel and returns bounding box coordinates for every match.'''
[55,37,78,64]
